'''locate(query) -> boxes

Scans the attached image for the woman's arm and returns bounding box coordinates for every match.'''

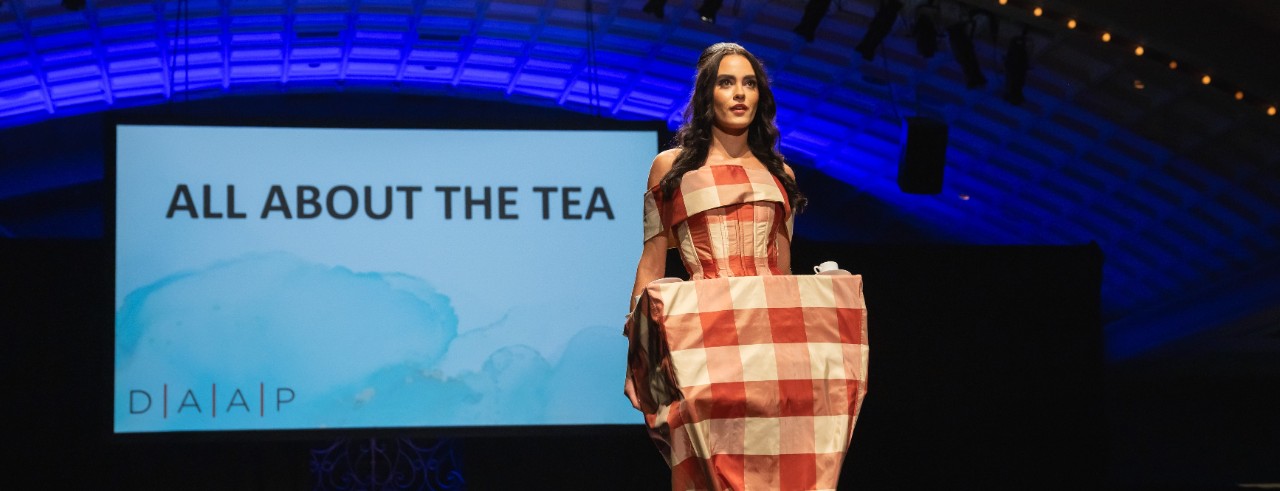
[631,237,669,308]
[625,232,667,410]
[775,163,796,275]
[625,150,677,410]
[775,232,792,275]
[628,149,678,311]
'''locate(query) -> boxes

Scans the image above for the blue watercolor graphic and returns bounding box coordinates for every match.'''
[114,252,632,431]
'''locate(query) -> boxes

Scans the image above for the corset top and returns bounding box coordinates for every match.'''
[643,165,793,280]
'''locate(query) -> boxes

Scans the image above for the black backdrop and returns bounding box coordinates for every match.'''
[3,239,1102,489]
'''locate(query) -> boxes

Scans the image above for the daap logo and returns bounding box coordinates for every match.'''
[127,383,295,418]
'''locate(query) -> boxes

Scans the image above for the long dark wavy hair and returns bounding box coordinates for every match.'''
[659,42,807,212]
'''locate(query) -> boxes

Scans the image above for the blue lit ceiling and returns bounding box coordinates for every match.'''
[1,0,1278,359]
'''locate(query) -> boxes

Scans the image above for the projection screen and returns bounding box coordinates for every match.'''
[113,123,657,433]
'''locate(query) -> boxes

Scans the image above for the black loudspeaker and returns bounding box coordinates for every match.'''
[898,116,948,194]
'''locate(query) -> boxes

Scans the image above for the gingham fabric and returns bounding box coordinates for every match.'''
[643,166,795,279]
[628,165,869,491]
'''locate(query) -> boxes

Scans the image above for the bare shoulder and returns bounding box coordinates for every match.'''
[653,148,681,172]
[647,148,682,189]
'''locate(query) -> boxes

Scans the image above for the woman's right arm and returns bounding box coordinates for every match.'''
[624,150,677,411]
[627,150,678,312]
[630,237,668,310]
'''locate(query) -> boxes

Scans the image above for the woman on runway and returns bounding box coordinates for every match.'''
[624,42,870,490]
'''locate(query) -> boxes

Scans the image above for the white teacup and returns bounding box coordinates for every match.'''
[813,261,839,274]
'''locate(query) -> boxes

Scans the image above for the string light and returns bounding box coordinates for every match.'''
[967,1,1274,119]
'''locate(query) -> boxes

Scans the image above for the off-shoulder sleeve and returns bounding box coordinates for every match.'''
[642,188,664,242]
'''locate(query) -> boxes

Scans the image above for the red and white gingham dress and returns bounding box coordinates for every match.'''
[626,165,869,491]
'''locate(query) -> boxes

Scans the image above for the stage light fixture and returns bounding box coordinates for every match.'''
[793,0,833,43]
[1269,106,1277,116]
[913,5,940,58]
[1003,35,1029,105]
[855,0,904,61]
[1134,45,1144,56]
[1235,91,1245,100]
[1133,79,1145,90]
[998,0,1007,5]
[1032,7,1042,17]
[1100,31,1111,42]
[947,21,987,88]
[1066,19,1077,29]
[1201,74,1211,85]
[697,0,723,23]
[62,0,85,11]
[1169,60,1178,70]
[642,0,667,19]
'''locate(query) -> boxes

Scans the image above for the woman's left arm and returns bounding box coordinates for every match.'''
[776,163,796,274]
[776,231,792,274]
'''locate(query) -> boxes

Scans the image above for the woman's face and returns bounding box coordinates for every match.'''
[711,54,759,133]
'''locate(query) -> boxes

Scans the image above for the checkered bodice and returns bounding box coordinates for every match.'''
[643,165,794,280]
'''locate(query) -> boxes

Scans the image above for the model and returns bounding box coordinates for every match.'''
[625,42,870,490]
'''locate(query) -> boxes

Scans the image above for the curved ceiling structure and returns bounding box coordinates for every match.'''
[1,0,1278,358]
